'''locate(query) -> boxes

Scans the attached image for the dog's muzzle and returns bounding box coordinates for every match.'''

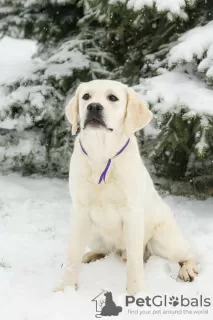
[84,103,106,128]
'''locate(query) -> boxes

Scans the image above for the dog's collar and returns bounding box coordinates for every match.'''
[79,138,130,184]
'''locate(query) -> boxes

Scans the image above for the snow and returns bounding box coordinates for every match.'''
[0,37,38,132]
[0,118,18,130]
[144,124,161,138]
[169,22,213,66]
[0,0,70,7]
[45,42,90,80]
[0,36,37,86]
[0,174,213,319]
[206,66,213,79]
[168,21,213,81]
[195,134,208,155]
[137,70,213,116]
[2,138,34,157]
[109,0,195,14]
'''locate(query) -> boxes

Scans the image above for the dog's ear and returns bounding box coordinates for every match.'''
[65,85,81,135]
[125,86,153,136]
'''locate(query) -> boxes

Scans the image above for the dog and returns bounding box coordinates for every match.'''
[55,79,199,294]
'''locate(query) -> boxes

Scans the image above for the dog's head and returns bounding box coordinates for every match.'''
[65,80,152,136]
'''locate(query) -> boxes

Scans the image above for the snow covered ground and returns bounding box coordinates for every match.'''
[0,28,212,320]
[0,174,213,319]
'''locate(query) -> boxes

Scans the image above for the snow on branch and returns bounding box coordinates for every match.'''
[0,0,71,7]
[137,70,213,117]
[109,0,195,15]
[168,22,213,84]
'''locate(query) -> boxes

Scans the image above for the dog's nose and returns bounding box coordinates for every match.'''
[87,103,103,112]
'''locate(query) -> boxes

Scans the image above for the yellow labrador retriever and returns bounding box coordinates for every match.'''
[55,80,199,294]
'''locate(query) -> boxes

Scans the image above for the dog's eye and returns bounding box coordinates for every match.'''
[108,94,118,102]
[82,93,90,100]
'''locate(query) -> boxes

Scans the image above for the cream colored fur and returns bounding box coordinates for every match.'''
[55,80,199,295]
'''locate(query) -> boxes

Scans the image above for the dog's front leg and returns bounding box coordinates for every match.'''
[55,206,91,292]
[124,210,144,295]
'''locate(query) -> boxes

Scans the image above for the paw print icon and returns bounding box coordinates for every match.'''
[169,296,179,307]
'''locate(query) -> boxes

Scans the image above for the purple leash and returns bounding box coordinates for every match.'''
[79,138,130,184]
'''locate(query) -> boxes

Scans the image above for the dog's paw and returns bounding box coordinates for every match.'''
[54,272,78,292]
[179,260,199,282]
[54,281,78,292]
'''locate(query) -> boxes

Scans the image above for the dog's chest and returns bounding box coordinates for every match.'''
[85,180,126,214]
[78,162,126,207]
[78,171,127,246]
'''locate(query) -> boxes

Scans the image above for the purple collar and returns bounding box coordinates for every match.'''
[79,138,130,184]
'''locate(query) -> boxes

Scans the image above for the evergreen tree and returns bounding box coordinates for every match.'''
[85,0,213,187]
[0,0,213,195]
[0,0,116,176]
